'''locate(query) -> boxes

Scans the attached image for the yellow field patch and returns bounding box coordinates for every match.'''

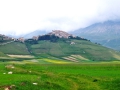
[44,59,70,64]
[8,55,34,58]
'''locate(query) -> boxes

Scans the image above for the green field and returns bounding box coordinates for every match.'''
[0,52,120,90]
[0,63,120,90]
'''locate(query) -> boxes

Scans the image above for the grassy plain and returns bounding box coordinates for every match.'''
[0,60,120,90]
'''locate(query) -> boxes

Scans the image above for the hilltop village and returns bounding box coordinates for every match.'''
[0,30,87,45]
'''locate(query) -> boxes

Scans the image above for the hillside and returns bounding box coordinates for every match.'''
[27,40,120,61]
[0,34,14,57]
[1,30,120,62]
[71,20,120,50]
[25,32,120,61]
[0,42,30,55]
[0,51,7,57]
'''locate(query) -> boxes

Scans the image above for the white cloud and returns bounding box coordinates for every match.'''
[0,0,120,35]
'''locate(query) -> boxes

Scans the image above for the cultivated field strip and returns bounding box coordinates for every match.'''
[63,55,89,62]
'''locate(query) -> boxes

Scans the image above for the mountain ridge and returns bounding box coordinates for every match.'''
[71,20,120,50]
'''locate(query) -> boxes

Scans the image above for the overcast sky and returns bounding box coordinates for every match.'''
[0,0,120,35]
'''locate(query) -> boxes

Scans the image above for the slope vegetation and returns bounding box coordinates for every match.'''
[26,39,120,61]
[0,51,7,57]
[0,42,30,55]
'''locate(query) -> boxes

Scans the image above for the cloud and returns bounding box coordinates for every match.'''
[0,0,120,35]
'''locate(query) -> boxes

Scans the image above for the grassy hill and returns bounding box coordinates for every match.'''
[0,42,30,55]
[26,39,120,61]
[1,31,120,62]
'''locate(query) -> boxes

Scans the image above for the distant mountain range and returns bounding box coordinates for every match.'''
[23,30,48,39]
[70,20,120,50]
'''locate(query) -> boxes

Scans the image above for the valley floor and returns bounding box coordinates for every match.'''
[0,62,120,90]
[0,54,120,90]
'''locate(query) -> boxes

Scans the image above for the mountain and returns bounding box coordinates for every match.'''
[71,20,120,50]
[23,30,48,39]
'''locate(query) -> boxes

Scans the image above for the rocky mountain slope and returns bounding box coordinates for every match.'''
[71,20,120,50]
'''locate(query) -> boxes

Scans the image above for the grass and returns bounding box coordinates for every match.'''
[1,38,120,89]
[1,39,120,61]
[0,52,7,57]
[44,59,71,64]
[0,63,120,90]
[0,42,30,55]
[29,40,120,61]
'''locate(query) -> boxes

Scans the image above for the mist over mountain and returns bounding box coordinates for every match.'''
[23,30,48,39]
[71,20,120,50]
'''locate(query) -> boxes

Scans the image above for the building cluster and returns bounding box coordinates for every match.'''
[0,34,13,40]
[16,37,25,43]
[32,36,39,40]
[47,30,74,38]
[0,30,78,43]
[0,34,25,43]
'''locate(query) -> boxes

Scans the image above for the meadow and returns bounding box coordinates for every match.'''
[0,62,120,90]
